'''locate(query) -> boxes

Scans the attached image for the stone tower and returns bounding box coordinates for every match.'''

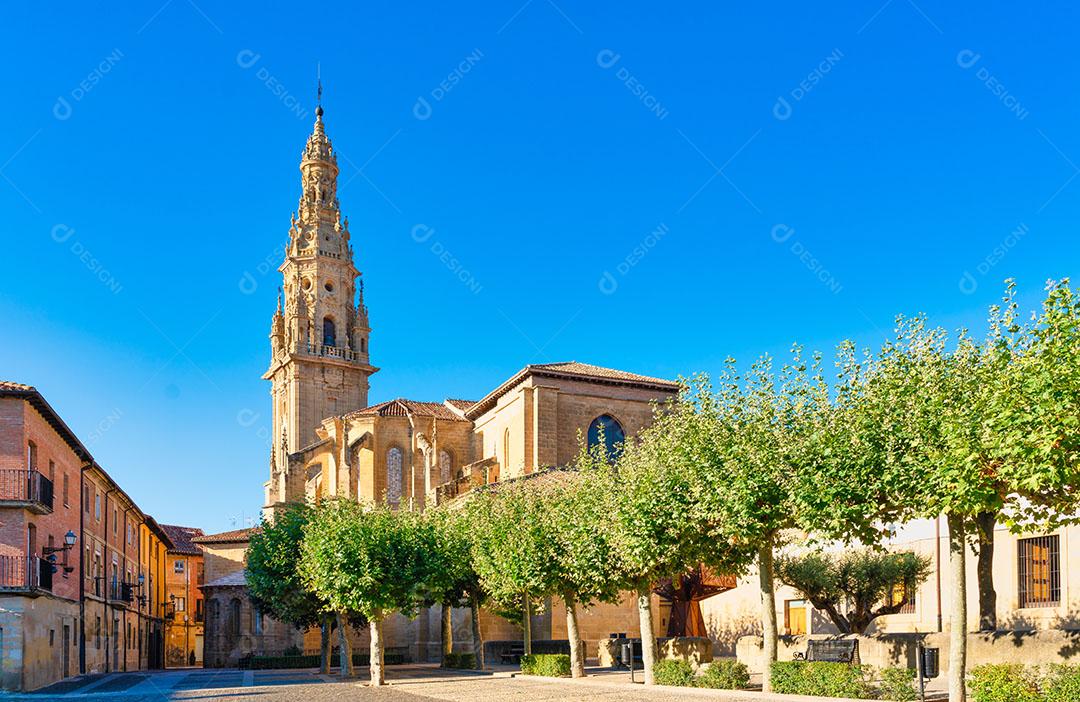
[263,104,377,509]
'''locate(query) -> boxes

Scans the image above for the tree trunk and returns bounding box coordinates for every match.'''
[441,603,453,666]
[336,611,353,678]
[522,594,533,656]
[319,616,332,674]
[947,514,967,702]
[637,589,658,685]
[470,598,484,669]
[976,511,997,632]
[758,538,779,693]
[564,593,585,678]
[369,611,385,686]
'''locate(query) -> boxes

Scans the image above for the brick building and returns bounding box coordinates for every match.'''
[0,382,175,690]
[161,524,205,667]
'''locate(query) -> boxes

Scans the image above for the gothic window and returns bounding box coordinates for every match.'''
[439,450,452,485]
[587,414,625,460]
[323,317,336,347]
[229,598,242,639]
[386,447,403,507]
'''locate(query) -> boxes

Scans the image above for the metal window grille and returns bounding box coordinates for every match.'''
[1018,535,1060,608]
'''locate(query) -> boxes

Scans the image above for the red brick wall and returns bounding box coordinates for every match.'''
[0,398,82,601]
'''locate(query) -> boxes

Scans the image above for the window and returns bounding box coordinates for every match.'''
[63,474,69,507]
[50,629,55,646]
[386,448,403,507]
[885,581,917,614]
[27,441,37,470]
[48,460,55,482]
[84,485,90,512]
[95,616,101,649]
[784,599,807,635]
[175,597,186,613]
[113,507,117,534]
[587,415,625,460]
[439,450,452,485]
[502,429,510,470]
[229,599,242,638]
[322,317,336,347]
[174,559,185,574]
[253,608,263,634]
[95,492,101,521]
[1018,535,1060,608]
[196,598,204,623]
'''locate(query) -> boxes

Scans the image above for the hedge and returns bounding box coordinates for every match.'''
[443,652,478,669]
[771,661,873,699]
[697,660,751,689]
[653,659,696,687]
[970,664,1080,702]
[239,649,408,670]
[520,653,571,677]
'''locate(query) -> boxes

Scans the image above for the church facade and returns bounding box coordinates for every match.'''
[200,107,679,667]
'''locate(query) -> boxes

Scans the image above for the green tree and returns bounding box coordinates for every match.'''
[424,508,487,668]
[299,499,432,686]
[609,380,754,685]
[246,505,337,674]
[776,549,931,634]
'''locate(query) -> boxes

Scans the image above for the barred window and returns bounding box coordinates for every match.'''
[1018,535,1060,608]
[885,581,916,614]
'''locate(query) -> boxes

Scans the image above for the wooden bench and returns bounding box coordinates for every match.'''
[794,639,859,664]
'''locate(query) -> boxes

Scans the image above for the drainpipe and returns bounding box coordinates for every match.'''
[79,463,89,675]
[935,516,943,633]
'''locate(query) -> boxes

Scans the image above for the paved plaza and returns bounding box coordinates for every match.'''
[14,664,753,702]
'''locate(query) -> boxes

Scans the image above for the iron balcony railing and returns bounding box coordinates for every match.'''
[0,469,54,512]
[0,554,52,592]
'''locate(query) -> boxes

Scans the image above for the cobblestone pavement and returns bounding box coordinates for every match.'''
[13,665,746,702]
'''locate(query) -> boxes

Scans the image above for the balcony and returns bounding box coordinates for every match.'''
[305,342,359,362]
[0,469,54,513]
[108,579,135,604]
[0,555,53,594]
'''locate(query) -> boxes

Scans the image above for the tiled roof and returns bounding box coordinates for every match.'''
[0,381,35,392]
[444,399,475,411]
[160,524,205,555]
[192,527,260,545]
[346,398,469,422]
[203,571,247,588]
[466,361,678,418]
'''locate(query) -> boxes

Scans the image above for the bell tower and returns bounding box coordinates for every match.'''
[263,103,377,509]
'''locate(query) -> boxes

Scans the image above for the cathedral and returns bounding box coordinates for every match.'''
[201,105,679,666]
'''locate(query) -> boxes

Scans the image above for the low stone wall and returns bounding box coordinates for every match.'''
[737,629,1080,674]
[598,637,714,669]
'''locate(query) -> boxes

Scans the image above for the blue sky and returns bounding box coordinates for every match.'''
[1,2,1078,532]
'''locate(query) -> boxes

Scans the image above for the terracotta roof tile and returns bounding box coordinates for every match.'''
[466,361,678,418]
[160,524,205,555]
[192,527,260,544]
[0,381,35,392]
[346,398,469,422]
[444,399,476,411]
[203,571,248,588]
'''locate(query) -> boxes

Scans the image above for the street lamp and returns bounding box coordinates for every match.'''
[43,530,77,574]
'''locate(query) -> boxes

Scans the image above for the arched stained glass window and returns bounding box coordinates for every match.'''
[587,414,625,460]
[386,447,403,507]
[439,450,452,485]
